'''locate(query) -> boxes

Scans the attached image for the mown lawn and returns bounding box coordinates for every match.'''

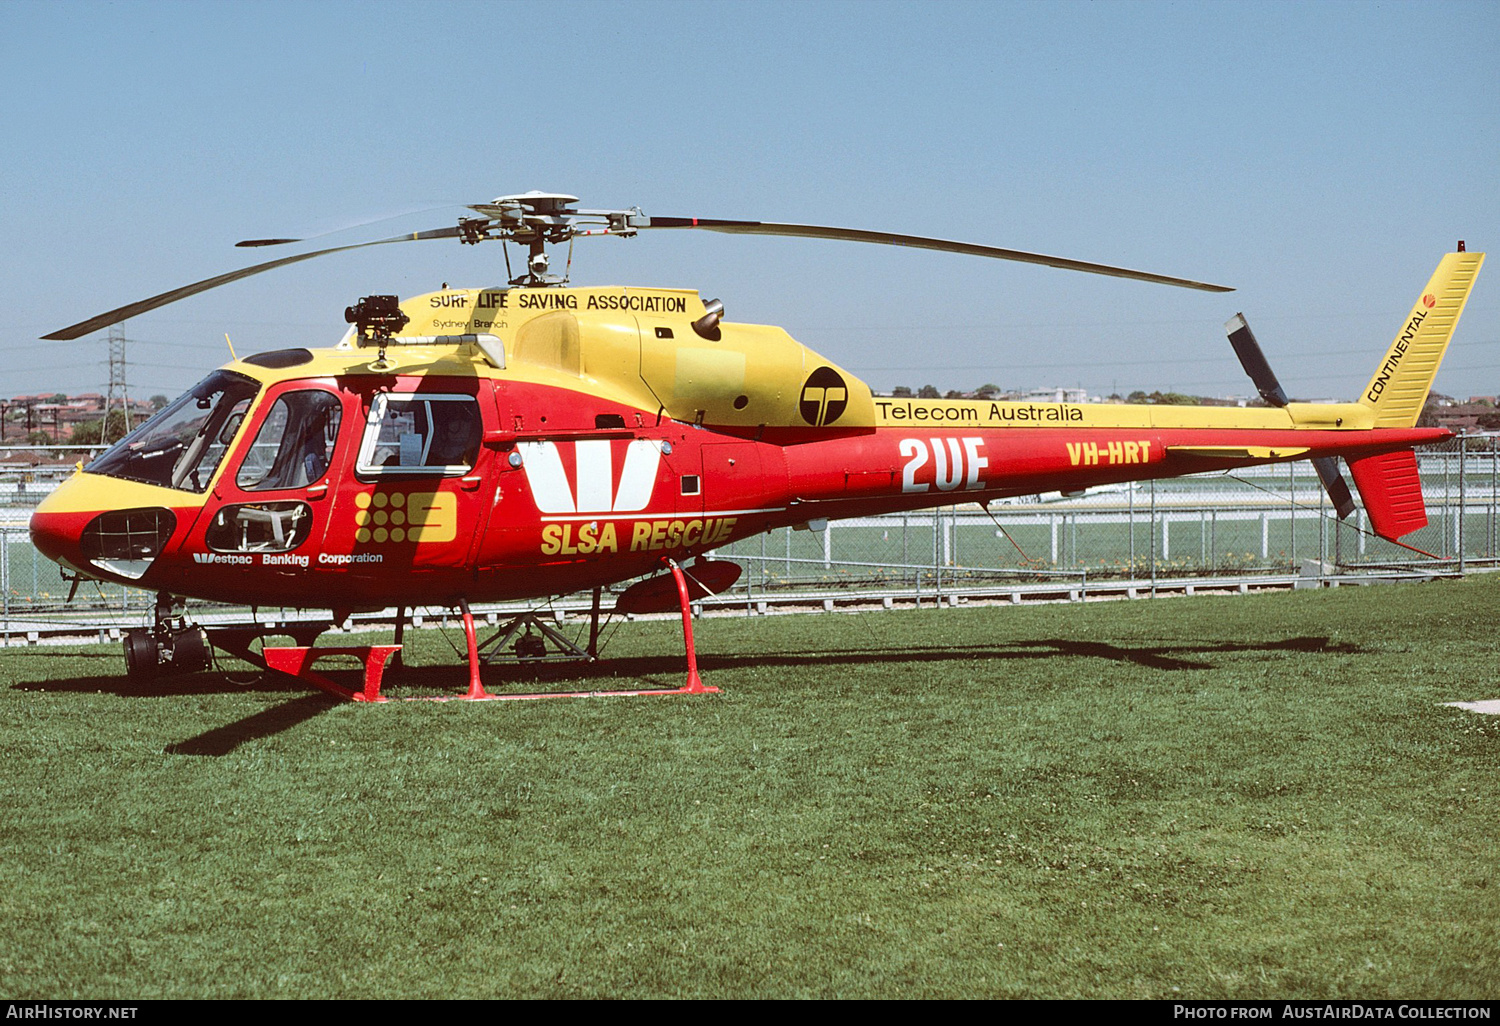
[1,576,1497,998]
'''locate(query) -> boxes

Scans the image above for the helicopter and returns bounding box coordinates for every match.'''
[30,192,1485,701]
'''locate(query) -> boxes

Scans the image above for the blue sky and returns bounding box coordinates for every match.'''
[4,0,1497,401]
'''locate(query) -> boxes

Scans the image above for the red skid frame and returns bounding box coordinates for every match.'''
[261,645,401,703]
[255,558,717,703]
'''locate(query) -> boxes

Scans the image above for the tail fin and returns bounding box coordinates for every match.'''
[1359,251,1485,427]
[1347,449,1428,541]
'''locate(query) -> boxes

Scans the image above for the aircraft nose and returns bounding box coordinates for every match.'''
[28,507,87,568]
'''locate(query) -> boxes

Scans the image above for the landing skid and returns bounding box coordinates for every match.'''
[218,561,717,703]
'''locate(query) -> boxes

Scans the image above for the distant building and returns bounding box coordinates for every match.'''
[1023,387,1096,404]
[1431,403,1497,432]
[2,391,153,442]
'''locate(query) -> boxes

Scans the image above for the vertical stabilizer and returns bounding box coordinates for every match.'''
[1360,251,1484,427]
[1347,449,1428,541]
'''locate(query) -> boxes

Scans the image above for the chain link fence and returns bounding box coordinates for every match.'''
[4,436,1497,641]
[717,436,1498,592]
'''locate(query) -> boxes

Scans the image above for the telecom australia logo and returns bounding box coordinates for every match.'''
[800,367,848,426]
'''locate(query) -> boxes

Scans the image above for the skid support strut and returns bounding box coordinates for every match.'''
[459,599,487,699]
[665,557,713,693]
[449,560,718,700]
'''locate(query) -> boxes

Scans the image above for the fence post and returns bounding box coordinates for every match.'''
[934,509,942,601]
[745,540,753,611]
[1289,462,1296,571]
[1334,501,1342,570]
[1458,434,1467,574]
[1210,508,1217,574]
[1318,482,1326,573]
[2,526,9,645]
[1443,450,1450,559]
[1150,477,1157,595]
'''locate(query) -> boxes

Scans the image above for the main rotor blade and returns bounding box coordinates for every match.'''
[641,217,1234,293]
[42,227,462,341]
[237,204,461,247]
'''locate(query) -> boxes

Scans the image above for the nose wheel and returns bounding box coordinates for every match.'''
[122,592,211,681]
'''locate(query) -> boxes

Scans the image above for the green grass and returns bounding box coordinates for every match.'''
[1,577,1498,998]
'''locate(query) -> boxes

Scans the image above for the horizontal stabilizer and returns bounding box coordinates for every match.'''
[1347,449,1427,541]
[1168,445,1309,460]
[615,560,743,614]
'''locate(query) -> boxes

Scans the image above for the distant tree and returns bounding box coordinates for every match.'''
[1107,393,1123,402]
[26,431,53,446]
[1148,391,1196,405]
[67,410,133,447]
[1416,399,1442,428]
[46,393,68,404]
[974,383,999,399]
[1127,390,1148,403]
[891,385,912,397]
[149,394,170,410]
[1477,411,1500,431]
[944,389,966,400]
[917,385,940,399]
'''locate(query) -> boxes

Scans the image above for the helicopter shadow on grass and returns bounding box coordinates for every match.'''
[460,633,1362,685]
[11,635,1358,757]
[10,664,337,758]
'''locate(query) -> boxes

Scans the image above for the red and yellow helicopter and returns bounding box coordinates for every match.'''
[30,192,1485,701]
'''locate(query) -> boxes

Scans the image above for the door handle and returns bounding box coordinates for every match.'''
[306,483,328,499]
[459,475,483,491]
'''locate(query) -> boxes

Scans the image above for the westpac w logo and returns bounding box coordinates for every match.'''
[518,439,663,515]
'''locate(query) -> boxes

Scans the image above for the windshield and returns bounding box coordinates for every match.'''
[88,370,261,493]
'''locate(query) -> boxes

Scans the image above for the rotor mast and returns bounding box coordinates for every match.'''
[464,191,645,287]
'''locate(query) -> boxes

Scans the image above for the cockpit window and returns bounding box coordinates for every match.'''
[88,370,261,493]
[355,395,480,476]
[236,390,342,491]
